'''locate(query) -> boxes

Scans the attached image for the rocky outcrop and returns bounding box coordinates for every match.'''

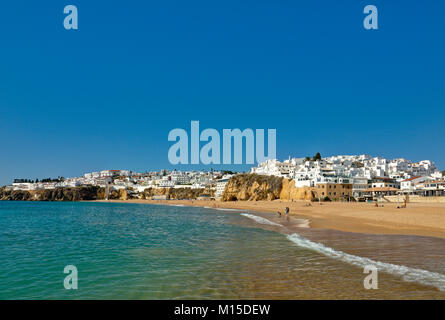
[280,178,315,201]
[139,187,214,200]
[222,175,316,202]
[0,186,105,201]
[109,189,129,200]
[222,174,283,201]
[0,189,32,201]
[0,185,214,202]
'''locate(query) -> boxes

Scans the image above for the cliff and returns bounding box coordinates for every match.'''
[0,186,105,201]
[279,178,315,201]
[140,187,214,200]
[0,185,214,202]
[222,174,283,201]
[222,174,315,202]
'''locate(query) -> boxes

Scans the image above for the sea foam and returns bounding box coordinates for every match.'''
[241,213,283,227]
[241,213,445,291]
[287,233,445,291]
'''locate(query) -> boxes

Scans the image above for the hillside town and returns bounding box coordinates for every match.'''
[5,154,445,201]
[251,154,445,201]
[7,169,235,200]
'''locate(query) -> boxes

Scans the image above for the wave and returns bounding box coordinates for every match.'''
[215,208,241,212]
[287,233,445,291]
[293,219,310,228]
[241,213,283,227]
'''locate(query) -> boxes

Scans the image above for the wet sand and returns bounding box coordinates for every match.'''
[95,199,445,240]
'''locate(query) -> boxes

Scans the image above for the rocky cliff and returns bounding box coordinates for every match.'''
[222,174,283,201]
[0,185,214,202]
[0,186,105,201]
[279,178,315,201]
[222,174,315,202]
[139,187,214,200]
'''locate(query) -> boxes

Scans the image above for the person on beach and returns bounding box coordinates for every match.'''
[285,207,289,215]
[277,211,282,217]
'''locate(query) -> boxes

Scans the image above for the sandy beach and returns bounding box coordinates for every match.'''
[96,199,445,240]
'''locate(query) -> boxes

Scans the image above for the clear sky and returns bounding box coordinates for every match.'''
[0,1,444,185]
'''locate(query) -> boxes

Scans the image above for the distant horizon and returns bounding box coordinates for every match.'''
[5,152,444,186]
[1,1,444,186]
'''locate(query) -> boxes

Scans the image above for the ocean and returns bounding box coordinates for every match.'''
[0,201,444,299]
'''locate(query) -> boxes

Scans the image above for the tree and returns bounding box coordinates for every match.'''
[313,152,322,161]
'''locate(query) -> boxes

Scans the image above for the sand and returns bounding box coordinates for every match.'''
[95,199,445,239]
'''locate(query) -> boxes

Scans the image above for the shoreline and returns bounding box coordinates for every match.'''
[94,199,445,240]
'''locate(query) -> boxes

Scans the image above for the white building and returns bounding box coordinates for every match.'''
[400,176,432,193]
[215,175,233,198]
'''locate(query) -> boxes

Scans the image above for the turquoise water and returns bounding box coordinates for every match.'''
[1,202,444,299]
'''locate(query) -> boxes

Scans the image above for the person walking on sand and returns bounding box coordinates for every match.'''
[285,207,290,222]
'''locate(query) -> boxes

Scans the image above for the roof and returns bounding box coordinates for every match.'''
[402,176,422,182]
[364,187,400,192]
[372,177,395,181]
[425,180,445,184]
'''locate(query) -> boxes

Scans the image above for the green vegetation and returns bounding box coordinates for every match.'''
[13,177,65,184]
[313,152,322,161]
[304,152,322,162]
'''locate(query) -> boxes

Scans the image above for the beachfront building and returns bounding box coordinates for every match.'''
[400,176,430,194]
[363,187,400,200]
[352,177,369,199]
[419,180,445,197]
[370,177,399,189]
[215,176,232,199]
[312,182,353,201]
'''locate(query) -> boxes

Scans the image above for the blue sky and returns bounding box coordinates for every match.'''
[0,1,444,185]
